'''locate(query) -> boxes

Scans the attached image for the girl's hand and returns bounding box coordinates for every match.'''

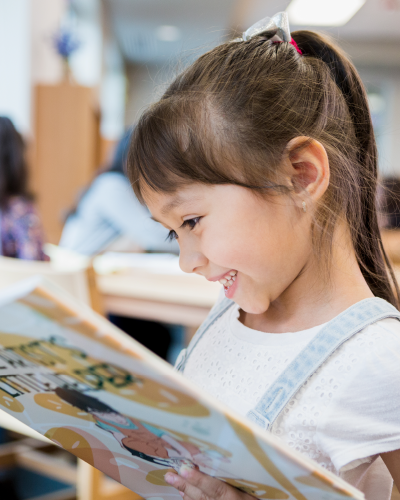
[381,449,400,490]
[165,466,255,500]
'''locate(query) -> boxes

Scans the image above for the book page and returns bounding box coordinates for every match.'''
[0,279,364,500]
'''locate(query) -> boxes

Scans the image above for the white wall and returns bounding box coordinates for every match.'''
[0,0,31,134]
[31,0,65,85]
[0,0,106,135]
[0,0,67,134]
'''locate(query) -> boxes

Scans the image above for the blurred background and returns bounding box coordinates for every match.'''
[0,0,400,499]
[1,0,400,245]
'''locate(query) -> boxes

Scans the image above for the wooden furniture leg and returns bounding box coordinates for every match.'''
[77,459,142,500]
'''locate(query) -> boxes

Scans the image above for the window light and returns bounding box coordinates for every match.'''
[287,0,366,26]
[155,25,181,42]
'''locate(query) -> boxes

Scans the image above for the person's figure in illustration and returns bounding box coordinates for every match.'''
[55,387,223,470]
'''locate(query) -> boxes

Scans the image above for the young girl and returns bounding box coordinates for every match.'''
[126,13,400,500]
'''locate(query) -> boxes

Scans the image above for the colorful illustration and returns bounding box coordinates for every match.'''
[55,387,225,471]
[0,279,364,500]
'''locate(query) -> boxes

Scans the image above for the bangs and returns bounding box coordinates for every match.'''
[127,96,246,204]
[127,97,289,205]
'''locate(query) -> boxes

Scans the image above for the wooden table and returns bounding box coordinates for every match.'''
[96,269,221,327]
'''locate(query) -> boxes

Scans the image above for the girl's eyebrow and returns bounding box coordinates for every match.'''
[149,198,187,224]
[160,197,186,215]
[160,195,202,216]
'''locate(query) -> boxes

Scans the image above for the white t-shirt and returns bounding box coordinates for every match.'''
[182,302,400,500]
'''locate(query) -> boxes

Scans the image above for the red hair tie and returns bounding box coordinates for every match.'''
[290,38,302,55]
[273,39,302,55]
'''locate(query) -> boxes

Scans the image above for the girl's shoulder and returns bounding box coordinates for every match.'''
[354,316,400,351]
[328,316,400,379]
[313,317,400,471]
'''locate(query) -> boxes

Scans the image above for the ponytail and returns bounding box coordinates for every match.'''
[293,31,400,307]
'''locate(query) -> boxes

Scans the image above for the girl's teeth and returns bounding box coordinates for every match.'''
[220,271,238,289]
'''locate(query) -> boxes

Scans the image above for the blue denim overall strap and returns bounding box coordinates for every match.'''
[246,297,400,430]
[175,296,234,372]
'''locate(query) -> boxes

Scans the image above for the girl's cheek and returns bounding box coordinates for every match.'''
[202,237,227,263]
[203,233,249,269]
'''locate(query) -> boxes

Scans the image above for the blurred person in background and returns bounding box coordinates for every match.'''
[0,116,48,261]
[60,129,179,361]
[59,128,178,255]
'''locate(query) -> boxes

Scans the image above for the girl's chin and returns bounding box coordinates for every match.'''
[231,295,270,315]
[224,276,270,314]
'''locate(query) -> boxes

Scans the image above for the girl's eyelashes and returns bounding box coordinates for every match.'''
[184,216,202,230]
[166,230,178,242]
[166,217,202,241]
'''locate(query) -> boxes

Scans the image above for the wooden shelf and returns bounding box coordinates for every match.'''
[32,83,100,244]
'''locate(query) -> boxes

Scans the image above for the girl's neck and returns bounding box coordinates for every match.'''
[240,222,374,334]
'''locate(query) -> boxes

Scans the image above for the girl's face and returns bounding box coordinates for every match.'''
[144,183,313,315]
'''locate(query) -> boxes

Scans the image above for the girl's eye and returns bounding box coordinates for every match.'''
[184,217,201,230]
[166,217,202,241]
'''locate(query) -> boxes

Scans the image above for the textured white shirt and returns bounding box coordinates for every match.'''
[182,302,400,500]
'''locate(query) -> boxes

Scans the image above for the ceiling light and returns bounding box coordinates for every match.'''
[155,25,181,42]
[287,0,366,26]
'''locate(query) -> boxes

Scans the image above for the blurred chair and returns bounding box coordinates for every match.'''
[0,246,103,314]
[0,254,90,303]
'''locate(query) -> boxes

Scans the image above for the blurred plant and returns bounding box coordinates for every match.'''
[53,26,81,60]
[52,20,81,83]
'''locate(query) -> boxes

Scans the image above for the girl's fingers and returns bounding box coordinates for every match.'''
[165,467,249,500]
[165,470,207,500]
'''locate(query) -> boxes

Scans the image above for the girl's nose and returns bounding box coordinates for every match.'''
[179,243,208,274]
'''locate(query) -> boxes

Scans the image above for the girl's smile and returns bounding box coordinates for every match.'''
[222,271,238,298]
[208,269,238,297]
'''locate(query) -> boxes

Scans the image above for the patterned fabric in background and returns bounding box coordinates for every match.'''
[1,197,48,261]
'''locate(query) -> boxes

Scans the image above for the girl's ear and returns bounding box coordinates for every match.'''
[285,136,330,205]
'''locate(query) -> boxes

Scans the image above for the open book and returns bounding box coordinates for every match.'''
[0,277,364,500]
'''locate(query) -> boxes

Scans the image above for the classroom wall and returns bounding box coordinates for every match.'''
[358,67,400,177]
[0,0,32,134]
[31,0,65,86]
[386,72,400,176]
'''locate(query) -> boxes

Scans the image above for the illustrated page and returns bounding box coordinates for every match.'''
[0,283,363,500]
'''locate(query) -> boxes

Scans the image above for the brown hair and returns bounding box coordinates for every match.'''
[0,116,32,209]
[128,29,400,307]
